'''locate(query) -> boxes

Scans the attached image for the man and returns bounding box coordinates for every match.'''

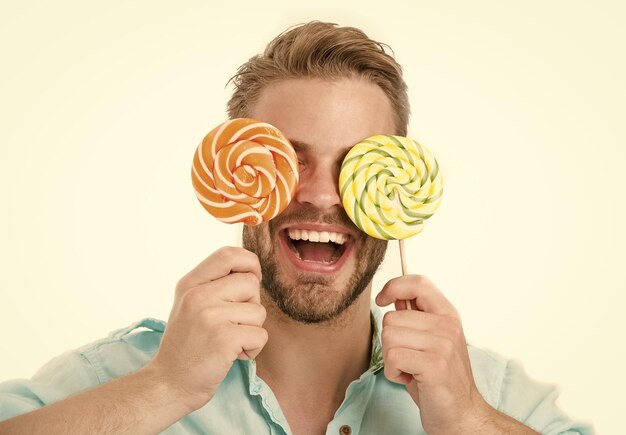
[0,21,591,434]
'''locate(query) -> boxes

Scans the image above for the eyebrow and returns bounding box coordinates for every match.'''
[288,138,353,164]
[288,139,312,153]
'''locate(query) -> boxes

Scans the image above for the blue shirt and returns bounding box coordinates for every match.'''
[0,306,593,434]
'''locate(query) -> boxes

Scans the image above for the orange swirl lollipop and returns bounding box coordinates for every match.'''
[192,118,299,225]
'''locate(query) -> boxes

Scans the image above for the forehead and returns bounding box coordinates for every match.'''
[250,77,396,156]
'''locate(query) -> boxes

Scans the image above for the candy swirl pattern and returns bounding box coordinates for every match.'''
[192,118,299,225]
[339,135,443,240]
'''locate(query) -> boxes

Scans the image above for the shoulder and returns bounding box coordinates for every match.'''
[466,341,558,411]
[466,342,509,408]
[72,317,166,384]
[466,342,594,434]
[0,318,166,421]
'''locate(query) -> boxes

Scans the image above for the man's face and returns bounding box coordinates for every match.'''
[243,77,395,323]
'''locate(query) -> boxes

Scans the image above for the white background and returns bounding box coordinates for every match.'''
[1,1,623,432]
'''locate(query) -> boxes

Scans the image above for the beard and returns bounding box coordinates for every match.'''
[242,204,388,324]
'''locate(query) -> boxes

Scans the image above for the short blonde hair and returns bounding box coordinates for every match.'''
[227,21,410,136]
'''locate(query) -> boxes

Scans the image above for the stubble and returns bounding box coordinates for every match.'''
[242,205,387,324]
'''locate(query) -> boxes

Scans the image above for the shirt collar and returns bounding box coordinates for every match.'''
[246,301,385,376]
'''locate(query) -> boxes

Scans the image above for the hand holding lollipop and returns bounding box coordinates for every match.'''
[167,117,298,406]
[339,135,443,307]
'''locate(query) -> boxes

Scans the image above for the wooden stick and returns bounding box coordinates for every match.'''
[399,239,412,310]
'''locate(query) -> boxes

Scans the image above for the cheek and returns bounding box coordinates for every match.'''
[242,223,272,252]
[358,236,388,264]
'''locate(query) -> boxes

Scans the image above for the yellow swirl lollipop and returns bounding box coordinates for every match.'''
[340,134,442,309]
[339,135,443,241]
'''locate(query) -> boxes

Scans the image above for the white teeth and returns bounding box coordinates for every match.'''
[287,229,346,245]
[319,231,330,243]
[331,233,346,244]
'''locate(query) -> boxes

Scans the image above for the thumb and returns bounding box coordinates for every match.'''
[375,277,401,307]
[374,287,390,307]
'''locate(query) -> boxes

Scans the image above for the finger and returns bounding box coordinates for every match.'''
[376,275,458,317]
[383,347,432,385]
[383,347,450,386]
[181,272,261,307]
[382,325,449,352]
[178,247,262,290]
[233,325,269,361]
[383,310,450,335]
[174,274,261,320]
[209,302,266,327]
[209,272,262,304]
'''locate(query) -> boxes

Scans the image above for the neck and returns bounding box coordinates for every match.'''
[255,288,373,400]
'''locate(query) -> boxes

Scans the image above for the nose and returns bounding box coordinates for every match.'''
[294,163,342,210]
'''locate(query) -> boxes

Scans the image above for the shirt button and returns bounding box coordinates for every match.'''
[339,425,352,435]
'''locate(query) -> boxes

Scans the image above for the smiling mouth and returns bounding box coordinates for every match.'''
[283,229,349,264]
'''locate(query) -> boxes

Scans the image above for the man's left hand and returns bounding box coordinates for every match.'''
[375,275,490,434]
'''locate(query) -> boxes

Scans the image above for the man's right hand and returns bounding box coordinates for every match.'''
[0,247,268,435]
[146,246,268,412]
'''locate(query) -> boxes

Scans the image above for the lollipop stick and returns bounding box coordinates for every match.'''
[398,239,412,310]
